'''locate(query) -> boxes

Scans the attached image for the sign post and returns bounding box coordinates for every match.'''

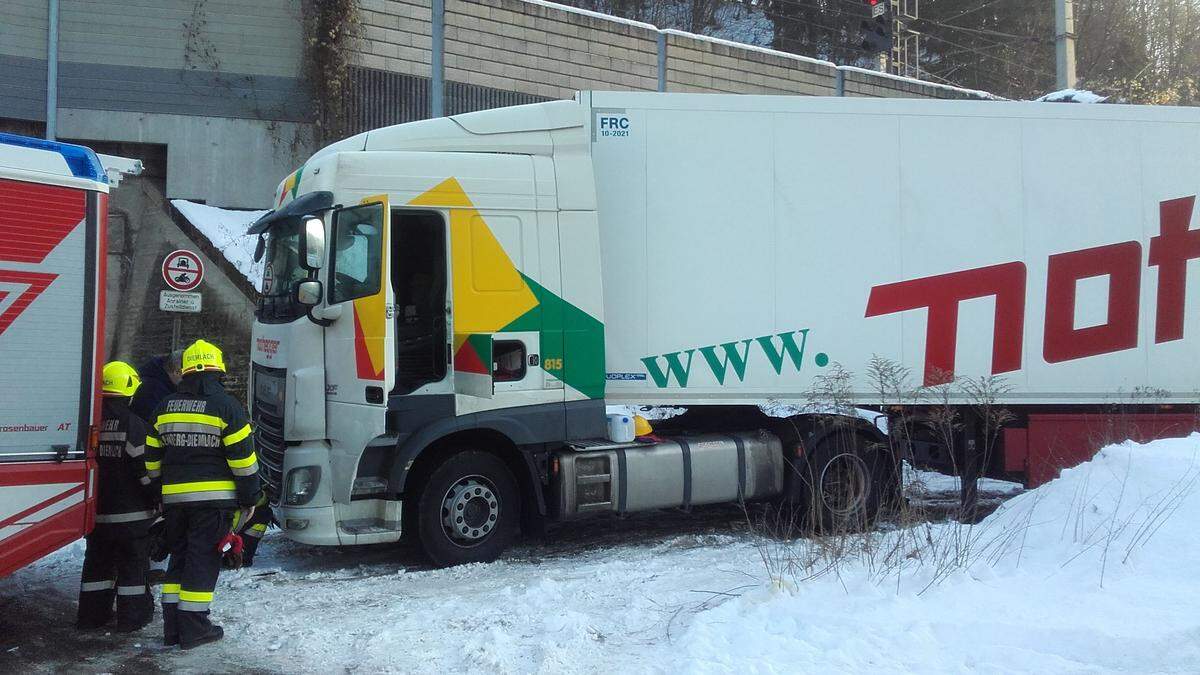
[161,250,205,350]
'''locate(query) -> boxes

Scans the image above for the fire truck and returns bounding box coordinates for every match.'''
[0,133,112,577]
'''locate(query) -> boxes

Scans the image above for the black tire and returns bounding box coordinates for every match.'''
[416,450,520,567]
[783,429,893,534]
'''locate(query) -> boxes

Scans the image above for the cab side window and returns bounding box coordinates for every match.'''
[330,202,384,304]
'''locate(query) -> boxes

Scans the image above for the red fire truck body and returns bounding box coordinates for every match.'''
[0,133,109,578]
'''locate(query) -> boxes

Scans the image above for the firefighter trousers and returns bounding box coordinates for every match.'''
[161,506,229,645]
[77,520,154,630]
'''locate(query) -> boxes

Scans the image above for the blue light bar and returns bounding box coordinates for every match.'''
[0,132,108,184]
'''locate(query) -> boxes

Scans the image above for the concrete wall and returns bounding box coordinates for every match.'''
[0,0,50,120]
[105,174,256,404]
[58,109,309,209]
[58,0,301,77]
[1,0,313,208]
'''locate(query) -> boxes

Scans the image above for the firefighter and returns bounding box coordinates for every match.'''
[129,350,183,421]
[130,351,183,584]
[76,361,158,632]
[145,339,259,650]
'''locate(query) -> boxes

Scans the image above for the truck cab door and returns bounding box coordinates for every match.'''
[323,197,392,406]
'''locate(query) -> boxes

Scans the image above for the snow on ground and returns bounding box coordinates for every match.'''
[682,436,1200,673]
[903,461,1024,498]
[3,436,1198,673]
[172,199,268,289]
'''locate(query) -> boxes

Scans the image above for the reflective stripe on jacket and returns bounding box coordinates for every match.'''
[145,372,260,508]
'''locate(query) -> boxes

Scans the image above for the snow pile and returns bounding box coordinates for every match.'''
[678,436,1200,673]
[1037,89,1108,103]
[171,200,268,289]
[7,437,1198,672]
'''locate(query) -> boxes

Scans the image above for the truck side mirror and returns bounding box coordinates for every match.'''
[296,279,323,307]
[301,216,325,270]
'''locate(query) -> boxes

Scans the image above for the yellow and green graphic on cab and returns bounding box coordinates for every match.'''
[408,178,605,399]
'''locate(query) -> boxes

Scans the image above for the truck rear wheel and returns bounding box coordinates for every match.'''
[785,430,893,533]
[416,450,519,567]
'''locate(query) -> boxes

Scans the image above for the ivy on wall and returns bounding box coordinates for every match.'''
[303,0,361,145]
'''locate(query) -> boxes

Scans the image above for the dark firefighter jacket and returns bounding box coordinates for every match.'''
[96,398,158,523]
[145,372,259,508]
[130,355,176,422]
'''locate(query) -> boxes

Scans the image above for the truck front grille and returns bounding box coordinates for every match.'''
[252,364,287,505]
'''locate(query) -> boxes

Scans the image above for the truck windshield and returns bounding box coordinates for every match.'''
[256,219,310,323]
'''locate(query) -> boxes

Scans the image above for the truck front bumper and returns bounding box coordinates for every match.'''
[277,441,404,546]
[279,500,405,546]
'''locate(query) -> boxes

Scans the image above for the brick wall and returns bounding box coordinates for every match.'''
[840,67,984,100]
[350,0,993,108]
[356,0,433,76]
[664,30,837,96]
[443,0,659,99]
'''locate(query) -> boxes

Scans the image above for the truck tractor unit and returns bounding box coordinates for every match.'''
[249,93,1200,567]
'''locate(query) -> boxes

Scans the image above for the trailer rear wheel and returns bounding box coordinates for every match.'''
[416,450,519,567]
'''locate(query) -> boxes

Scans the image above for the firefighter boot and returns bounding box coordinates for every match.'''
[162,603,180,647]
[76,585,115,630]
[115,590,153,633]
[179,611,223,650]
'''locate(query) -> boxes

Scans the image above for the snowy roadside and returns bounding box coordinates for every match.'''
[3,436,1198,674]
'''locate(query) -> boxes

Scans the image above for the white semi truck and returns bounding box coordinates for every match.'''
[249,93,1200,566]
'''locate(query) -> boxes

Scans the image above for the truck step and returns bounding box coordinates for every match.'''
[339,518,401,535]
[568,438,653,452]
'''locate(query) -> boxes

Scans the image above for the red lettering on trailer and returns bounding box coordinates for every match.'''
[864,262,1027,386]
[1043,241,1141,363]
[1148,196,1200,344]
[866,196,1197,384]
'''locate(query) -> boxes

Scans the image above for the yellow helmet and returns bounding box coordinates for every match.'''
[181,339,226,375]
[102,361,141,398]
[633,415,653,437]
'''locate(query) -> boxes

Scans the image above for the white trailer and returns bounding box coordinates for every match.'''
[249,93,1200,566]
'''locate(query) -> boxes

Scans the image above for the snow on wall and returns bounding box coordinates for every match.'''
[1036,89,1109,103]
[171,199,267,289]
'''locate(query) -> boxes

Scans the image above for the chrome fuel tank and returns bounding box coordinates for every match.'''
[554,431,783,518]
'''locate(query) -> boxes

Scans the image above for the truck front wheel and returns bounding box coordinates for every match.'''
[416,450,520,567]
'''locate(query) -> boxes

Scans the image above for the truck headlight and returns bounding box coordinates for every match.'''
[285,465,321,505]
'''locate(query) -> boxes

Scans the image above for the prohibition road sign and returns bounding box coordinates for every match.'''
[162,250,204,292]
